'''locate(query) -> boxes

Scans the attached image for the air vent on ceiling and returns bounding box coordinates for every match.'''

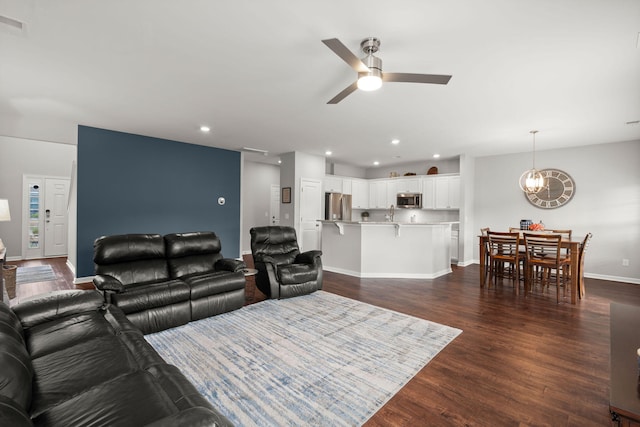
[0,14,26,36]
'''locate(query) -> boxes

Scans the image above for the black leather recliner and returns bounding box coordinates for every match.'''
[249,226,323,299]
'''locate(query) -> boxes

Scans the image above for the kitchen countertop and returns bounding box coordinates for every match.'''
[318,220,458,226]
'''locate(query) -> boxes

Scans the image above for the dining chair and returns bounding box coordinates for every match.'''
[523,233,571,303]
[480,227,490,284]
[487,231,523,294]
[577,233,593,298]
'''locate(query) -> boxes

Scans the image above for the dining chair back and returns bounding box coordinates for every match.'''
[487,231,522,294]
[523,233,571,303]
[480,227,490,284]
[577,233,593,298]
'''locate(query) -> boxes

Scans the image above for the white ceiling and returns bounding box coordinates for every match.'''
[1,0,639,167]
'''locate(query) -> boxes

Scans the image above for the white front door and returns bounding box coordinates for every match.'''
[299,178,322,252]
[23,175,70,259]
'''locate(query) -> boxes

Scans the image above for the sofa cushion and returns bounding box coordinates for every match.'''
[32,370,187,427]
[182,271,245,299]
[111,280,190,314]
[29,334,138,417]
[277,264,318,285]
[165,232,223,278]
[94,234,170,285]
[250,227,300,266]
[96,259,171,287]
[24,311,115,359]
[94,234,165,264]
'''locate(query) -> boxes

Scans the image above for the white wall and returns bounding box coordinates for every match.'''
[0,136,76,259]
[280,151,325,234]
[473,139,640,283]
[241,161,280,253]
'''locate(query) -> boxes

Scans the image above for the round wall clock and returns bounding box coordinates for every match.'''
[525,169,575,209]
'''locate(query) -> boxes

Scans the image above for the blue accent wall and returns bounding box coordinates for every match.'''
[77,126,241,277]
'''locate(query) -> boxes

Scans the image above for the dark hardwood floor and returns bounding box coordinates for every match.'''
[6,257,638,426]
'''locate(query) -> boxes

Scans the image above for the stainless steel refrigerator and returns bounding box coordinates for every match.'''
[325,193,352,221]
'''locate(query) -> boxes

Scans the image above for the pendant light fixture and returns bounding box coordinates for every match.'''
[519,130,546,194]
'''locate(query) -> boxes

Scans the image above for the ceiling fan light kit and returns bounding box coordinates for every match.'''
[322,36,452,104]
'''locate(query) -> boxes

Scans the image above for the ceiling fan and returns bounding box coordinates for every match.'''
[322,37,452,104]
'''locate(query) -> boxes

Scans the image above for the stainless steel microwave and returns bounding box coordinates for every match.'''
[396,193,422,209]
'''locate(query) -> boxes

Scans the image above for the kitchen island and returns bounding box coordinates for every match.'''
[320,221,452,279]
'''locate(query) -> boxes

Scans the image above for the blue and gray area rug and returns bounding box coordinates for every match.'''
[16,265,57,285]
[146,291,462,426]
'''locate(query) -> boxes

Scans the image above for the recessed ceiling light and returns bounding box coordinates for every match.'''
[391,139,400,145]
[277,159,282,164]
[200,125,211,132]
[433,154,441,158]
[325,151,332,156]
[373,161,380,166]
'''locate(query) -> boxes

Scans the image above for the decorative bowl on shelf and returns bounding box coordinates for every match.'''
[427,166,438,175]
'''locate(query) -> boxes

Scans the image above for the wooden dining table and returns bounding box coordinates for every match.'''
[479,234,583,304]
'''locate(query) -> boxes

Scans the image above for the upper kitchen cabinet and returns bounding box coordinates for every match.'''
[421,177,436,209]
[351,178,369,209]
[324,176,343,193]
[394,177,421,194]
[434,175,460,209]
[369,180,391,209]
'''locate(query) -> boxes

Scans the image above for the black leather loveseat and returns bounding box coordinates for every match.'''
[93,232,246,334]
[0,290,233,426]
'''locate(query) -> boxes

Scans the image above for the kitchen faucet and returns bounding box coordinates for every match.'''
[389,204,394,222]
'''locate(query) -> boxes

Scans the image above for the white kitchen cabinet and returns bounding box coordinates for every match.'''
[368,180,389,209]
[324,176,343,193]
[420,177,436,209]
[351,179,369,209]
[434,175,460,209]
[342,179,352,195]
[394,177,421,194]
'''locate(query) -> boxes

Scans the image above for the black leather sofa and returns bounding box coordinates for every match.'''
[0,290,233,426]
[93,232,246,334]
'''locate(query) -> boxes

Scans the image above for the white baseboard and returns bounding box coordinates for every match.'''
[584,273,640,285]
[74,275,94,285]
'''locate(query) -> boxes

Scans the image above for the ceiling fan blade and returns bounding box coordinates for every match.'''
[327,82,358,104]
[383,73,452,85]
[322,38,370,73]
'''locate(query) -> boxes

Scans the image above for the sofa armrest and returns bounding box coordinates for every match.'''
[215,258,246,273]
[93,274,125,293]
[295,250,322,265]
[12,290,104,329]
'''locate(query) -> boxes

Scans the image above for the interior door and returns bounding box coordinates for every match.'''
[299,178,322,252]
[44,178,70,257]
[270,184,280,225]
